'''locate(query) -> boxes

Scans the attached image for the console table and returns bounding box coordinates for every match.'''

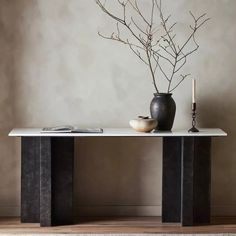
[9,128,227,227]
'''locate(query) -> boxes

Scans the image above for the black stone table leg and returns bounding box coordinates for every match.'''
[181,137,211,226]
[21,137,40,223]
[162,137,182,223]
[40,137,74,227]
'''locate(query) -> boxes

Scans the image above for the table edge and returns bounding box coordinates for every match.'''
[8,128,228,137]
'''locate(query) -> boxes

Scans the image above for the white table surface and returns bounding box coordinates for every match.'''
[9,128,227,137]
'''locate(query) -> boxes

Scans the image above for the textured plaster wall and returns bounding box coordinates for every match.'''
[0,0,235,216]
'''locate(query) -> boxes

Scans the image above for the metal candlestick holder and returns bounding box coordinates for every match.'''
[188,102,199,133]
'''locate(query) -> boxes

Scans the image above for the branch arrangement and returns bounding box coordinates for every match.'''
[95,0,210,93]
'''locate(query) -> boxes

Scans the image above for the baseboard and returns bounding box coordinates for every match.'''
[0,205,236,217]
[75,205,236,217]
[212,205,236,216]
[75,206,161,216]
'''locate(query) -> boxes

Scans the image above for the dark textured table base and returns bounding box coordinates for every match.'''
[162,137,211,226]
[21,137,74,227]
[21,137,40,223]
[21,136,211,227]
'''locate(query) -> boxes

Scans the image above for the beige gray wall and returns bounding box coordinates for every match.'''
[0,0,235,216]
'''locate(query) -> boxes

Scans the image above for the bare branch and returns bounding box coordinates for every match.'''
[178,11,210,55]
[128,43,149,66]
[128,0,151,26]
[152,26,160,35]
[174,49,187,74]
[153,53,170,82]
[190,11,210,28]
[169,74,191,92]
[169,22,177,31]
[152,38,161,47]
[146,49,159,92]
[153,50,175,66]
[150,0,155,26]
[155,0,178,54]
[164,14,172,24]
[95,0,125,24]
[159,44,175,58]
[96,0,147,47]
[131,17,148,36]
[167,59,177,93]
[197,17,211,29]
[177,34,199,63]
[96,0,209,94]
[98,22,145,51]
[153,54,159,73]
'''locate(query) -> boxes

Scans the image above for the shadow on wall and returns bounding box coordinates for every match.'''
[0,0,35,216]
[199,93,236,214]
[8,0,39,127]
[0,0,38,123]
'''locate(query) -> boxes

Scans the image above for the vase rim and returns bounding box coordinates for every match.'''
[154,93,172,96]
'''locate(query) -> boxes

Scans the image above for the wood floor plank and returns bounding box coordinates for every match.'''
[0,217,236,234]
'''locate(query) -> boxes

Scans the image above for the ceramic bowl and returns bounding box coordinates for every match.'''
[129,117,157,133]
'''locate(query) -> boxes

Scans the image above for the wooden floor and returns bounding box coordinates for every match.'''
[0,217,236,234]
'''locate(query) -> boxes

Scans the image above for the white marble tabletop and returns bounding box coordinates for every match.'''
[9,128,227,137]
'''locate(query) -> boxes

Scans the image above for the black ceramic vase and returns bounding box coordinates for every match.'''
[150,93,176,131]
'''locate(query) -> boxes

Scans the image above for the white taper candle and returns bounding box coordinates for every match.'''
[192,79,196,103]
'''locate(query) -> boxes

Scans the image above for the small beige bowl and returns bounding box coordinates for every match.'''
[129,117,157,133]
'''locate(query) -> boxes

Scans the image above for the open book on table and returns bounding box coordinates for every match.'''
[41,125,103,133]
